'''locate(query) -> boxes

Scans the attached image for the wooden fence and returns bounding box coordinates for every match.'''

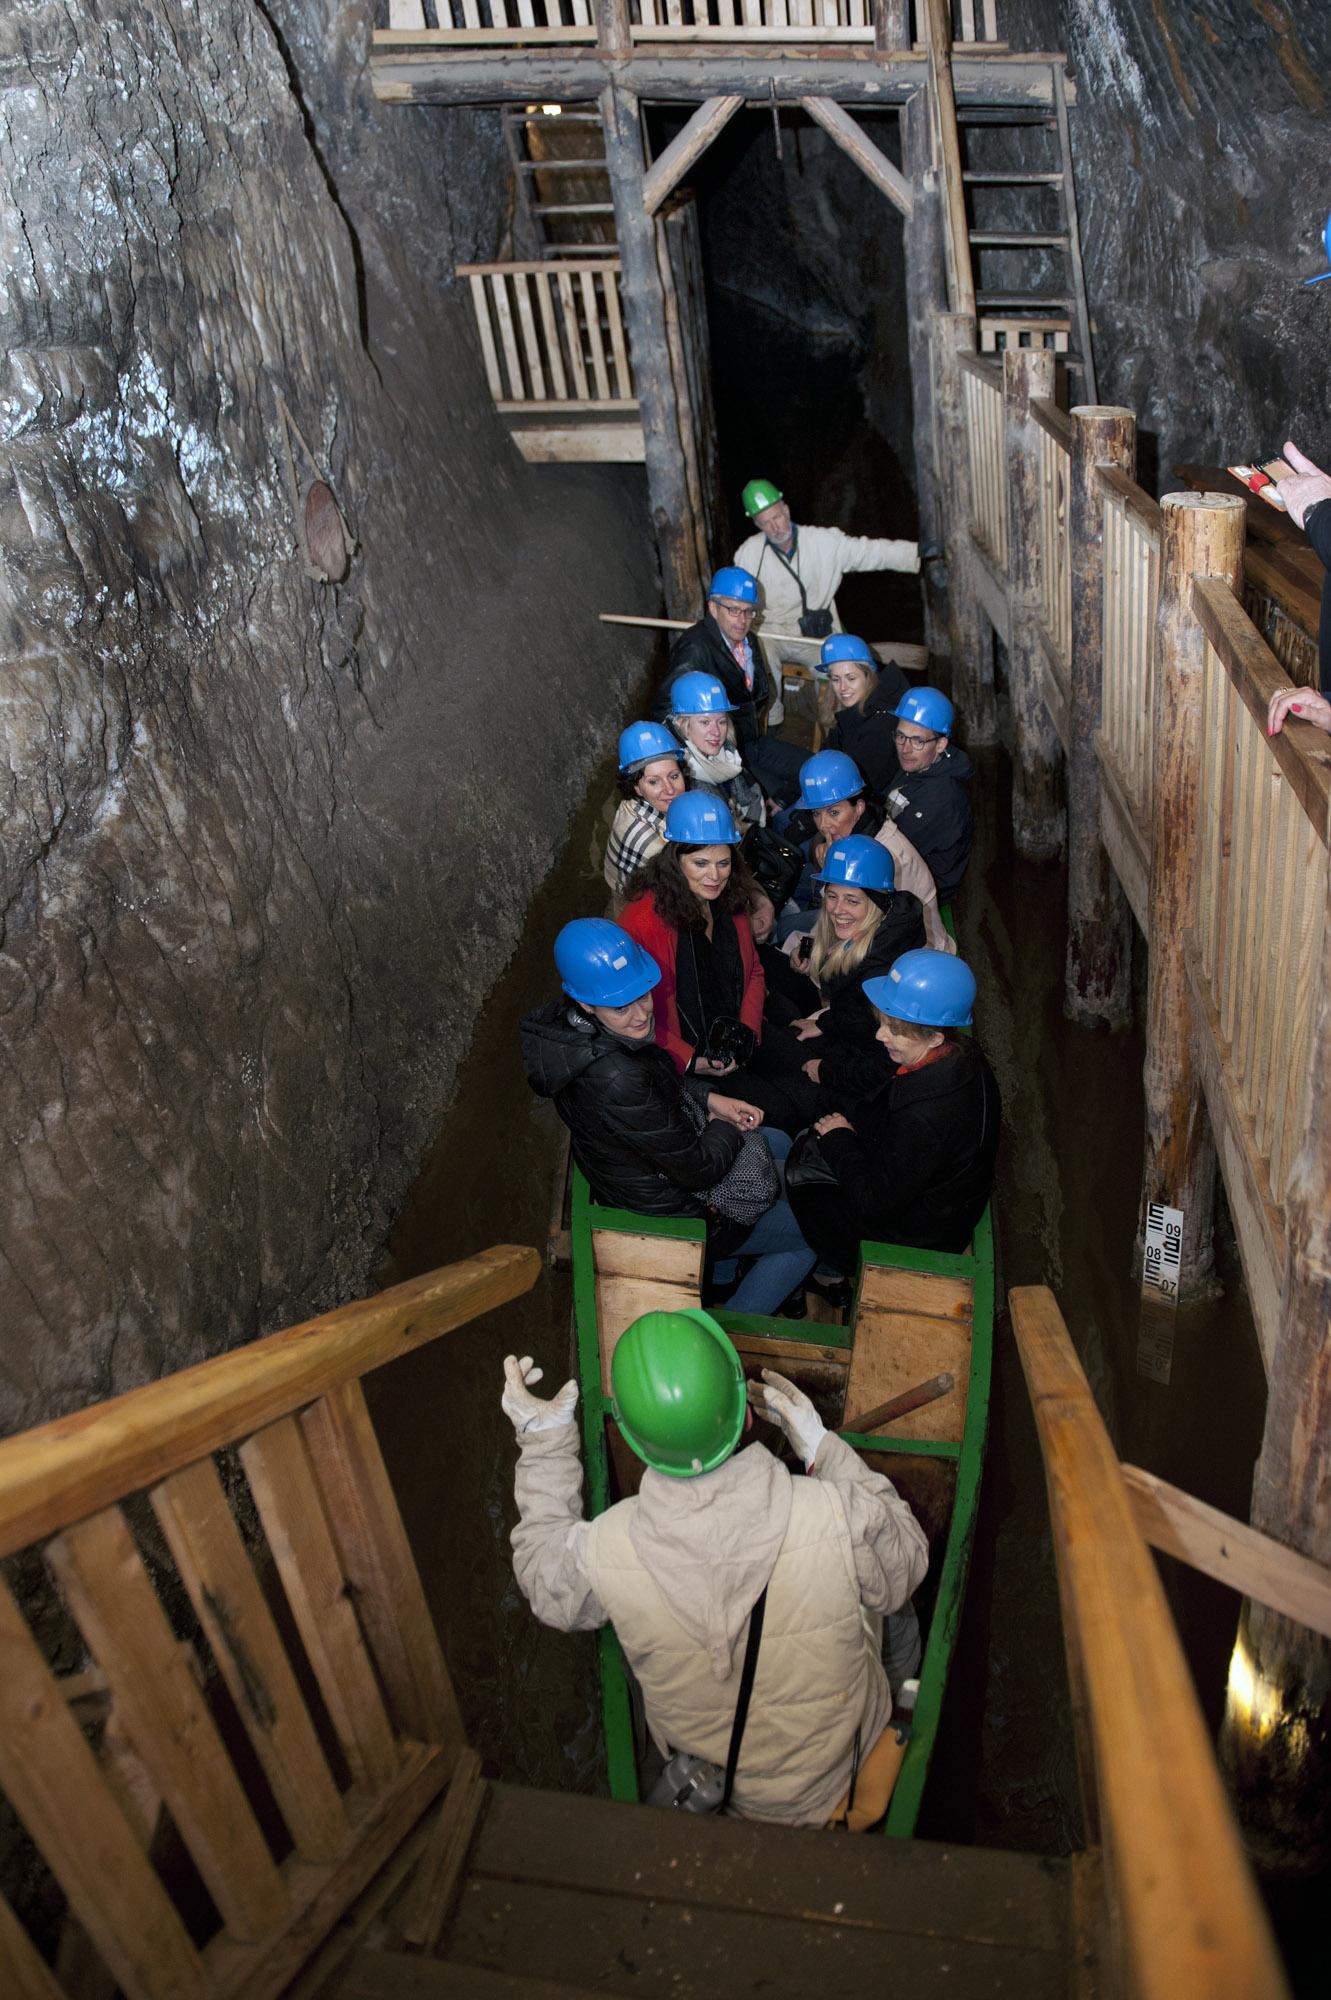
[458,259,636,412]
[944,311,1329,1374]
[375,0,1000,42]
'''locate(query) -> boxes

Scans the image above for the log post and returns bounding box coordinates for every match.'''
[1138,493,1245,1287]
[1003,345,1063,856]
[1220,809,1331,1870]
[932,310,996,743]
[900,88,948,670]
[597,0,631,57]
[600,82,705,620]
[872,0,910,54]
[1064,406,1136,1028]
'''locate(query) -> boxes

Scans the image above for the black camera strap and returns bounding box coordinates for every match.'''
[721,1584,769,1812]
[768,539,812,618]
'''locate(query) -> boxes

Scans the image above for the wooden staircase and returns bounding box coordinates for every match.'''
[504,107,617,260]
[324,1782,1085,1999]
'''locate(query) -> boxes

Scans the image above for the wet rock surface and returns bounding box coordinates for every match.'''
[0,0,657,1433]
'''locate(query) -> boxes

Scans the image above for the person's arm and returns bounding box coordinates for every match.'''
[817,1103,946,1234]
[737,914,766,1043]
[890,781,970,901]
[504,1360,606,1633]
[598,1056,744,1193]
[831,528,921,577]
[620,900,694,1073]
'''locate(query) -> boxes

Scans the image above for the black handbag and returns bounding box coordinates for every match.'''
[741,822,804,912]
[784,1128,842,1191]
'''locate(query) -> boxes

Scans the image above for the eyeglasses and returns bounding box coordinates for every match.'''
[713,601,754,618]
[894,728,937,746]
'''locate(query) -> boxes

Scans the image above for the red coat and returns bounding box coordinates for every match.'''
[620,893,765,1075]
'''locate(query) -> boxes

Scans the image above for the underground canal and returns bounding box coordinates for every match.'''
[374,285,1273,1871]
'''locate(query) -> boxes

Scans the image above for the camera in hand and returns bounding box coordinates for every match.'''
[697,1017,757,1068]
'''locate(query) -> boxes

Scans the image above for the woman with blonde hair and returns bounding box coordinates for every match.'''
[665,672,766,828]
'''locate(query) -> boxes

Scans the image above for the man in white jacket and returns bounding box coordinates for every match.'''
[504,1307,928,1829]
[733,478,921,709]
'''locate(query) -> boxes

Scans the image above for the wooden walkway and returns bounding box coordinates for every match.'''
[328,1784,1082,1999]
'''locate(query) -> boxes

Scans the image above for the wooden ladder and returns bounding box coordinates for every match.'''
[504,108,617,260]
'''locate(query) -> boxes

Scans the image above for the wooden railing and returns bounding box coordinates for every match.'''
[458,259,637,412]
[1009,1285,1289,2000]
[959,353,1006,569]
[374,0,1000,42]
[1032,397,1071,677]
[0,1244,539,2000]
[1097,465,1161,842]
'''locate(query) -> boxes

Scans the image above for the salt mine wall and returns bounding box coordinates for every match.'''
[1008,0,1329,482]
[0,0,657,1434]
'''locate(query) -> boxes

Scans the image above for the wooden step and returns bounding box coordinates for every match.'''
[969,233,1069,248]
[976,291,1074,308]
[414,1783,1075,2000]
[963,170,1064,184]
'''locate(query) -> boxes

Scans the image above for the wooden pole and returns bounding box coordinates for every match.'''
[1138,493,1245,1288]
[1220,790,1331,1870]
[872,0,910,53]
[1065,405,1136,1028]
[900,89,948,674]
[922,0,975,319]
[596,0,630,57]
[600,82,705,620]
[643,96,743,217]
[932,310,996,743]
[1003,344,1063,856]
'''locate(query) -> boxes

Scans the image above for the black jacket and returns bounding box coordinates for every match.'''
[789,1039,1000,1270]
[520,1001,745,1245]
[885,745,974,900]
[825,672,908,797]
[814,895,927,1101]
[655,615,772,750]
[1305,498,1331,695]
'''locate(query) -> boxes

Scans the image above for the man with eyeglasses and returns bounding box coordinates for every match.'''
[884,688,973,901]
[655,565,805,805]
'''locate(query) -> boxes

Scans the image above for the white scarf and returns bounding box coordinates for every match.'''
[683,740,744,788]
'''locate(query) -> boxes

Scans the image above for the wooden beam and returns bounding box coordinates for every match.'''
[873,0,910,54]
[900,92,945,667]
[802,97,912,216]
[923,0,976,317]
[1008,1286,1289,2000]
[933,312,996,743]
[370,53,1075,112]
[0,1245,540,1561]
[1064,406,1136,1030]
[1003,344,1063,856]
[1123,1466,1331,1641]
[643,96,743,216]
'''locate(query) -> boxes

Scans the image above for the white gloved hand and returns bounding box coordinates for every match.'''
[502,1355,579,1438]
[747,1367,826,1468]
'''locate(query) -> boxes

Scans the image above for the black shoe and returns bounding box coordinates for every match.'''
[774,1286,808,1320]
[807,1271,852,1313]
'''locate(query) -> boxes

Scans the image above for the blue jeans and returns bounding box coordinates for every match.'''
[711,1129,816,1315]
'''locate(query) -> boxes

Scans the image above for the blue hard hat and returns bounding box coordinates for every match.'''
[864,948,976,1027]
[664,793,742,846]
[667,671,737,717]
[795,750,866,810]
[820,633,876,672]
[895,686,955,737]
[708,565,759,606]
[618,721,684,773]
[555,918,662,1009]
[813,834,895,893]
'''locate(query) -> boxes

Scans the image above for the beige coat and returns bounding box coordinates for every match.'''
[511,1429,928,1826]
[875,820,956,955]
[733,524,921,672]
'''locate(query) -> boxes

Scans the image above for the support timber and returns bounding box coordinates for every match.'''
[900,89,949,671]
[1003,345,1062,856]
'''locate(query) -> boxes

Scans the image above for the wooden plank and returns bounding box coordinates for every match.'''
[374,24,603,41]
[0,1895,66,2000]
[510,271,546,399]
[467,1783,1071,1950]
[337,1953,609,1998]
[1095,735,1150,933]
[1008,1286,1288,2000]
[857,1261,974,1321]
[466,273,504,401]
[591,1226,704,1284]
[46,1505,290,1942]
[600,267,632,400]
[1123,1465,1331,1639]
[509,422,646,462]
[579,268,611,399]
[240,1416,402,1796]
[206,1742,448,2000]
[488,273,525,399]
[596,1269,703,1389]
[532,269,569,399]
[924,0,974,314]
[843,1310,971,1442]
[802,95,912,215]
[969,533,1011,644]
[730,1333,849,1366]
[643,94,743,214]
[0,1246,539,1560]
[457,258,629,276]
[554,269,591,398]
[958,350,1003,385]
[302,1381,465,1759]
[495,397,638,413]
[1030,394,1071,450]
[397,1747,488,1950]
[1194,576,1331,839]
[0,1577,206,2000]
[1095,463,1160,542]
[151,1457,348,1864]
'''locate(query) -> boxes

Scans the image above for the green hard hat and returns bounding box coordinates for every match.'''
[611,1308,746,1479]
[742,478,784,518]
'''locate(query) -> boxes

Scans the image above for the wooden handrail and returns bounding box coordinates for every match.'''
[1122,1464,1331,1641]
[1030,395,1071,450]
[1095,462,1161,542]
[456,258,620,277]
[957,349,1001,387]
[0,1244,540,1558]
[1009,1284,1288,2000]
[1194,575,1331,841]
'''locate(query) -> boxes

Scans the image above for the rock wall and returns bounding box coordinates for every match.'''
[0,0,658,1434]
[1006,0,1330,484]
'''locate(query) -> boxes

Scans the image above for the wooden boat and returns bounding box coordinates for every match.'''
[569,1167,994,1836]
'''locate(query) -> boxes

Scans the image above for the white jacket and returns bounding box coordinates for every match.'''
[733,524,920,671]
[511,1429,928,1826]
